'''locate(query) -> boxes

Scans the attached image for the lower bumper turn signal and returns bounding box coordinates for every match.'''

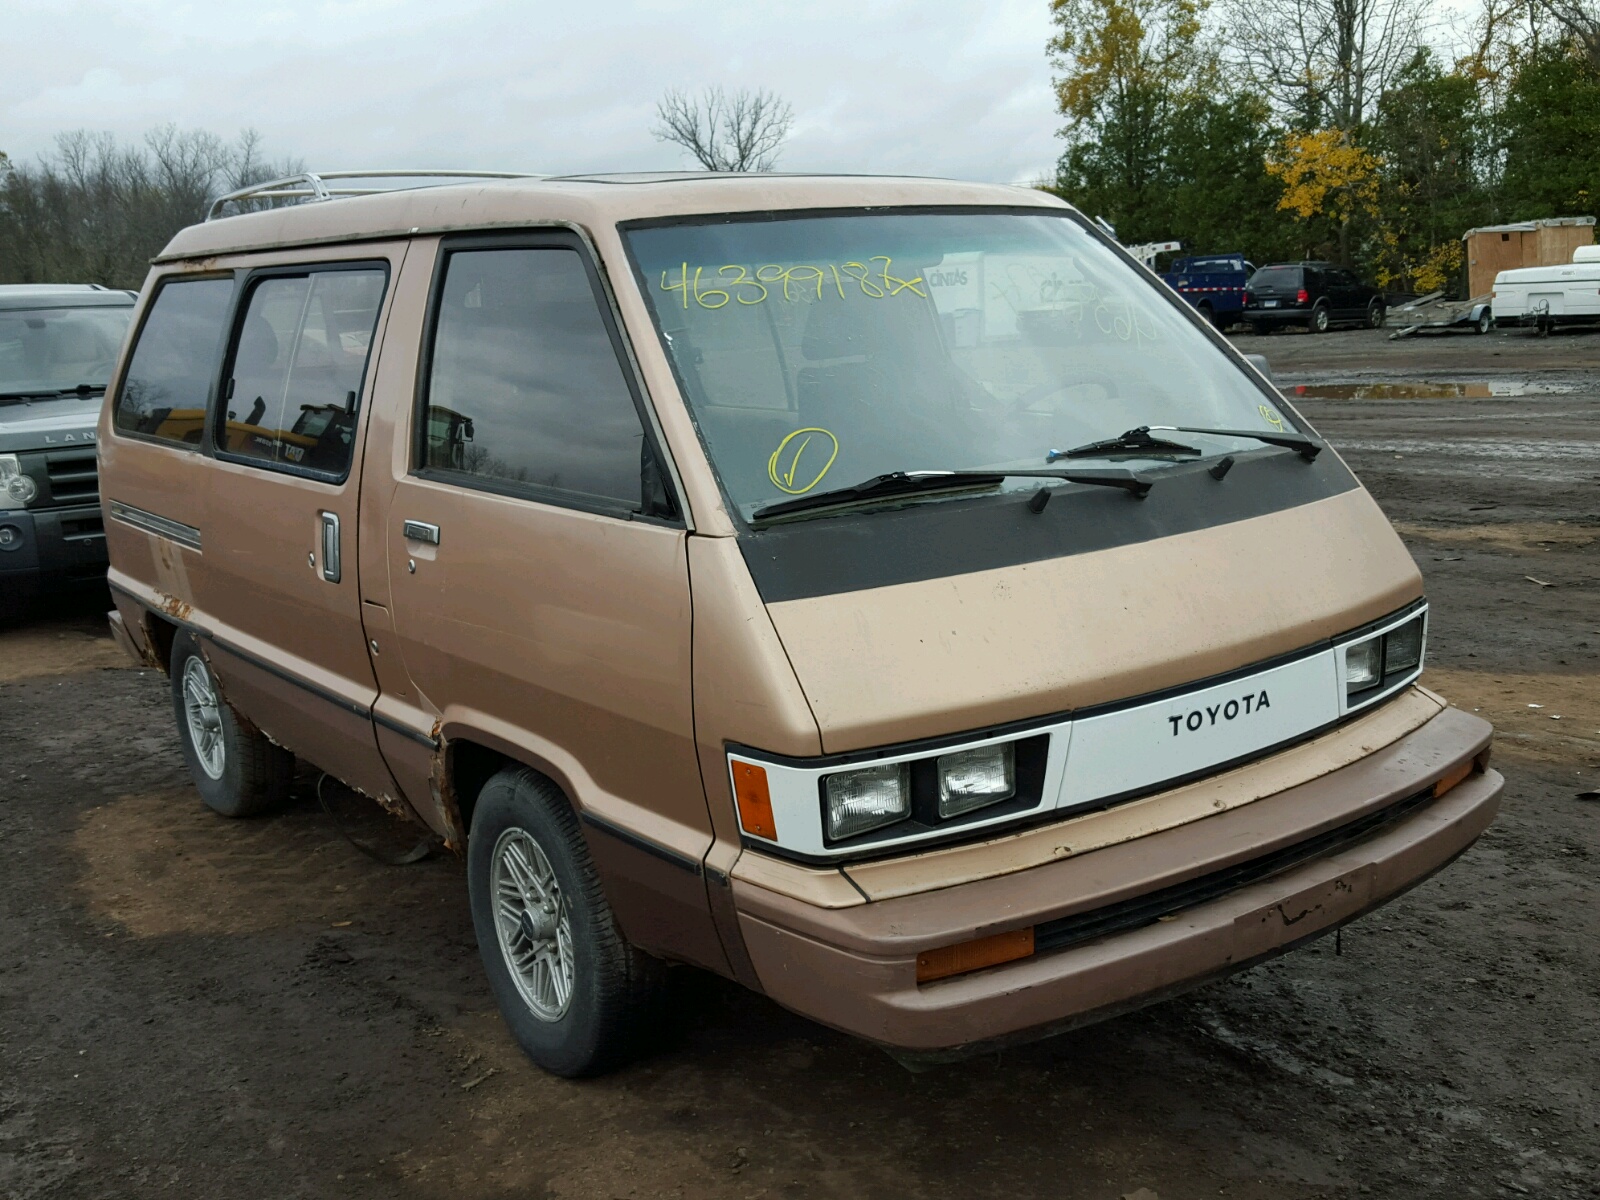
[1433,758,1475,799]
[916,927,1035,983]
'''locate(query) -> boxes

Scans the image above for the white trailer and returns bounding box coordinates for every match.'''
[1492,245,1600,333]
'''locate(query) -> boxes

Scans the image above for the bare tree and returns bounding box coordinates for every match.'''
[652,87,795,172]
[1533,0,1600,63]
[1223,0,1433,130]
[0,127,299,288]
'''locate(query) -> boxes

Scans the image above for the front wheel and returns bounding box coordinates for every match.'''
[468,767,665,1077]
[1310,304,1332,334]
[1367,301,1387,329]
[169,631,292,817]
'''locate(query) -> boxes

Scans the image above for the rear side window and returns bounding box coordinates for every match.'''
[421,246,646,510]
[221,267,386,477]
[113,277,234,446]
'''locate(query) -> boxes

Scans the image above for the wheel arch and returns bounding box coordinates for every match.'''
[441,737,524,841]
[441,730,736,978]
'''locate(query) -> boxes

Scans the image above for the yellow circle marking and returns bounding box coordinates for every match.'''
[1258,404,1285,430]
[767,427,839,495]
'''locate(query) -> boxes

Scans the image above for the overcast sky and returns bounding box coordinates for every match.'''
[3,0,1064,185]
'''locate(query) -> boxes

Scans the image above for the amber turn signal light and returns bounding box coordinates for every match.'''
[732,761,777,840]
[916,927,1035,983]
[1433,758,1475,799]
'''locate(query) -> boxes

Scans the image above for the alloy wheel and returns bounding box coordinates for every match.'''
[181,656,226,780]
[491,827,576,1021]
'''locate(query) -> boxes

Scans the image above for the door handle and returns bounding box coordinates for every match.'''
[319,511,341,583]
[402,520,440,546]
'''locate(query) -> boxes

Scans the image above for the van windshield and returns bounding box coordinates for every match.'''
[626,211,1293,521]
[0,305,134,398]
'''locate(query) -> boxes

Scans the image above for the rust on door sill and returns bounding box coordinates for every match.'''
[429,725,467,853]
[157,593,193,623]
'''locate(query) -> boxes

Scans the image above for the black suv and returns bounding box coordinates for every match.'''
[1243,262,1385,334]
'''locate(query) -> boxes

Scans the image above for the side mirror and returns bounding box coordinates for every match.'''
[1245,353,1275,384]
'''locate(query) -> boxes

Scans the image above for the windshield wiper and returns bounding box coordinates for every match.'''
[1050,427,1201,460]
[750,467,1151,523]
[1050,424,1322,463]
[0,383,108,403]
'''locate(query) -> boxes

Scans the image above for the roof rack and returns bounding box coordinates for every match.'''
[206,170,539,221]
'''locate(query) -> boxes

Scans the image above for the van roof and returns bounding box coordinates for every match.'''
[158,173,1071,263]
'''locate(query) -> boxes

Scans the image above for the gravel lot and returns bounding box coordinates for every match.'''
[2,324,1596,1200]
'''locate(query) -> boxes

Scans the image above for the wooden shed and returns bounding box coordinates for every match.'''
[1463,217,1595,298]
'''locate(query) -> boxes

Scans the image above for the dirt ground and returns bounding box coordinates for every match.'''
[2,323,1597,1200]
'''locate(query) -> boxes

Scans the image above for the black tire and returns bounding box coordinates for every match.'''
[1250,321,1272,336]
[168,630,292,818]
[1310,303,1331,333]
[1476,309,1493,335]
[468,766,665,1077]
[1196,301,1215,328]
[1367,300,1387,329]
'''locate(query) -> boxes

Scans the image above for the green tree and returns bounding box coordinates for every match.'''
[1370,49,1491,291]
[1048,0,1214,240]
[1499,44,1600,217]
[1164,94,1301,261]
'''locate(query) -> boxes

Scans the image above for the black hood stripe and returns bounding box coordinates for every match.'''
[739,447,1359,603]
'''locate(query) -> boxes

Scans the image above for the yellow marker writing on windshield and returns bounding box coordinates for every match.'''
[1259,404,1284,430]
[767,427,839,495]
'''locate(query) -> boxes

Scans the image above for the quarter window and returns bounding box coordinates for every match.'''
[113,277,235,446]
[422,247,646,509]
[221,268,386,476]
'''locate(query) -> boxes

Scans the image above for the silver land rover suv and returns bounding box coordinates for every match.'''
[0,285,136,621]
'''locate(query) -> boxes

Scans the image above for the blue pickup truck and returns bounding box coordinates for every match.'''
[1158,252,1254,329]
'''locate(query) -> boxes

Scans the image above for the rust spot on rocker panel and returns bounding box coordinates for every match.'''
[125,618,165,670]
[429,723,467,854]
[157,593,193,623]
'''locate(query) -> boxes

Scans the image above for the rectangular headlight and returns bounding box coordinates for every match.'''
[1384,616,1424,673]
[937,743,1015,818]
[1344,636,1382,691]
[823,762,910,840]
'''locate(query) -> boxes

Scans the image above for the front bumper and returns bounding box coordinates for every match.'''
[731,705,1499,1053]
[0,503,109,604]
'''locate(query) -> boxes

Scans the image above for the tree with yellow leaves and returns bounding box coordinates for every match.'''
[1049,0,1220,239]
[1051,0,1212,123]
[1266,129,1382,264]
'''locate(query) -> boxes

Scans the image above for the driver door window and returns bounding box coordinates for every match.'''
[421,247,648,513]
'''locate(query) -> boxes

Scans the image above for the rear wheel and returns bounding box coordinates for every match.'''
[1196,301,1215,328]
[468,766,665,1077]
[1476,309,1493,335]
[169,631,292,817]
[1367,300,1387,329]
[1310,304,1332,334]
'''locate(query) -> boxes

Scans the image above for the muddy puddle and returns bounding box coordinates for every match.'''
[1289,379,1576,399]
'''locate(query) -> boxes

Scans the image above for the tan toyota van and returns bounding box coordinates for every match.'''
[98,171,1502,1076]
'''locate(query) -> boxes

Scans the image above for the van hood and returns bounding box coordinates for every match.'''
[760,488,1421,754]
[0,393,104,454]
